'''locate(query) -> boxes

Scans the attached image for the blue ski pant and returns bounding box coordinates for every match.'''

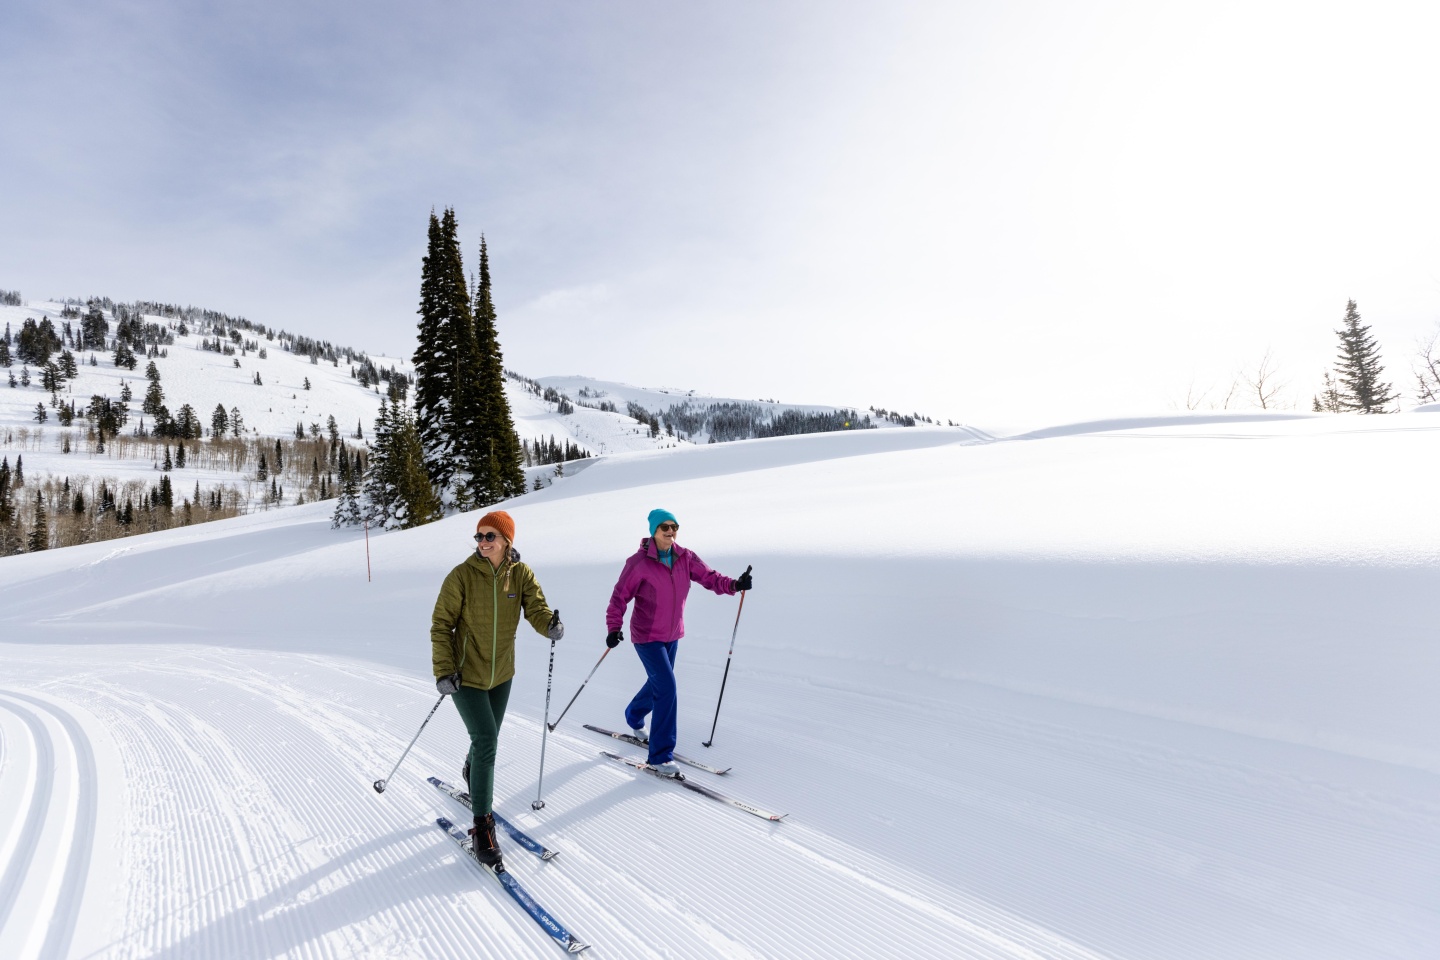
[452,680,512,816]
[625,640,679,764]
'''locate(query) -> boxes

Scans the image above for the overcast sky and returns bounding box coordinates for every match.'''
[4,1,1440,425]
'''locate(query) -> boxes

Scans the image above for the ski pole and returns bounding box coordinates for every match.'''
[547,646,612,732]
[533,612,560,810]
[702,581,748,748]
[373,693,446,794]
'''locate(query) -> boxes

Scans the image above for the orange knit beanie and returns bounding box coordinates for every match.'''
[476,510,515,543]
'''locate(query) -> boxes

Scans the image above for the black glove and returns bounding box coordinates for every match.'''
[606,629,624,648]
[436,673,462,696]
[733,565,753,592]
[547,609,564,641]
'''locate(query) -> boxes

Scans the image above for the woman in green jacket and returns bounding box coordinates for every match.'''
[432,509,563,871]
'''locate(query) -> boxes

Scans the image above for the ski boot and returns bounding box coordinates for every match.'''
[469,813,506,872]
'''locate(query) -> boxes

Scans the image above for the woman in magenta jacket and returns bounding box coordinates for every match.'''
[605,508,753,775]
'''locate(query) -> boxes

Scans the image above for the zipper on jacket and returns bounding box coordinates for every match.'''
[668,559,679,638]
[491,568,499,688]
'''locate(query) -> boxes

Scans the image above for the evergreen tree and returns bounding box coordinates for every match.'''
[176,404,200,439]
[27,490,47,551]
[1331,300,1397,414]
[1313,371,1344,413]
[357,397,442,529]
[412,209,469,500]
[331,445,363,527]
[142,378,164,416]
[212,403,229,438]
[462,235,526,505]
[391,404,444,528]
[360,399,398,526]
[81,304,108,349]
[0,458,16,555]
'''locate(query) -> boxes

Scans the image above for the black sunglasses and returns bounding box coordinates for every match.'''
[474,532,502,543]
[656,523,679,534]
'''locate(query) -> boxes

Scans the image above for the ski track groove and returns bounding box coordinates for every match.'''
[0,695,55,960]
[73,653,617,959]
[0,690,99,960]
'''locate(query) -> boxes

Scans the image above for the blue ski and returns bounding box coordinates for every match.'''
[428,776,558,861]
[600,750,786,822]
[435,817,588,954]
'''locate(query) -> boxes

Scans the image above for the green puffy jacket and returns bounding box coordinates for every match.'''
[431,549,554,691]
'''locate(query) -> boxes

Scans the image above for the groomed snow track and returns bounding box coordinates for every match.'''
[1,648,1118,959]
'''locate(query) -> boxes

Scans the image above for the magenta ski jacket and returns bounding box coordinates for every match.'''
[605,538,737,643]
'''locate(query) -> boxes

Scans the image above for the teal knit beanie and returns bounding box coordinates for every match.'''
[648,508,678,536]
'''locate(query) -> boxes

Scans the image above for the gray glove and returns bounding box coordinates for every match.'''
[436,673,461,696]
[547,609,564,642]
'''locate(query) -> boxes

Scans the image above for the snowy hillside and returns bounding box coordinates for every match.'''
[3,410,1439,959]
[0,299,690,522]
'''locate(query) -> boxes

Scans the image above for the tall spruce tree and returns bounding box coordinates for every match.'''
[465,235,526,504]
[438,210,486,508]
[412,211,451,490]
[1332,300,1397,414]
[411,209,474,502]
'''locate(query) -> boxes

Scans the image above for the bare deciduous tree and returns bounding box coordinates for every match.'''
[1413,323,1440,403]
[1243,347,1287,410]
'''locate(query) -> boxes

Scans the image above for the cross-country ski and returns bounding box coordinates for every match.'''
[435,817,588,954]
[600,750,787,822]
[582,724,732,775]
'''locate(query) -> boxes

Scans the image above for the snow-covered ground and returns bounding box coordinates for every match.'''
[3,406,1440,959]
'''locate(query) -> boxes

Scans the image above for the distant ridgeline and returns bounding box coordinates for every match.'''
[642,401,869,442]
[507,371,945,443]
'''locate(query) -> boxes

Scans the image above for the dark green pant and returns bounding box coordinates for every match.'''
[451,680,512,815]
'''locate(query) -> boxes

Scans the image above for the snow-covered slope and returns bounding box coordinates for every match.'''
[3,410,1439,959]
